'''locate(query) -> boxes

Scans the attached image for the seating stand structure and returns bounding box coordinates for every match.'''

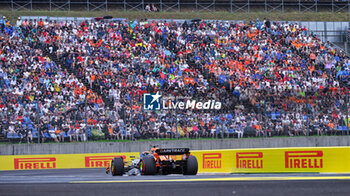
[3,0,349,13]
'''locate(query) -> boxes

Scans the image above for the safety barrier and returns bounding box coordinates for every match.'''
[1,147,349,173]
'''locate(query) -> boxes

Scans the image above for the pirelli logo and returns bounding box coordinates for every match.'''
[285,151,323,169]
[236,152,263,169]
[203,153,222,169]
[85,156,126,168]
[14,157,56,170]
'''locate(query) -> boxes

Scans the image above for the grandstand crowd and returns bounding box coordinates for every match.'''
[0,15,349,143]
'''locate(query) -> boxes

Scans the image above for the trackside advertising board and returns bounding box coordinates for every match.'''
[191,147,350,173]
[0,147,350,173]
[0,152,139,171]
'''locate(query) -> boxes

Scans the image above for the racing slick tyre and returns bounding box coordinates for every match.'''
[184,155,198,175]
[111,157,124,176]
[140,156,157,175]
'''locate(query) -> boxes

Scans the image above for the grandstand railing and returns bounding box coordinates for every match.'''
[0,0,349,12]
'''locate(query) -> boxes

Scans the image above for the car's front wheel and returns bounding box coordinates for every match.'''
[111,157,124,176]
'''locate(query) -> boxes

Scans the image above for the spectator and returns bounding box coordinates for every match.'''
[68,126,76,142]
[56,126,65,142]
[152,4,158,12]
[18,127,27,143]
[145,4,151,12]
[102,124,110,140]
[0,16,349,143]
[49,126,59,143]
[236,122,244,138]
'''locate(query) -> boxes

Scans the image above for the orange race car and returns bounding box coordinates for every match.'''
[106,147,198,176]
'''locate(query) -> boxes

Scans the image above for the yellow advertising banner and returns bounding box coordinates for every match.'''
[1,146,350,173]
[0,152,139,171]
[193,146,350,173]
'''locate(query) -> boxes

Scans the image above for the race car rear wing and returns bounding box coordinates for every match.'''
[155,148,190,155]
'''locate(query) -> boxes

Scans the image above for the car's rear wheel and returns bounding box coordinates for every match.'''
[140,156,157,175]
[111,157,124,176]
[184,155,198,175]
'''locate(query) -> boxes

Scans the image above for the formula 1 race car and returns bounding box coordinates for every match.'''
[106,147,198,176]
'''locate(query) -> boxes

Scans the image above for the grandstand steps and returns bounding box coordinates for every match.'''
[187,55,224,90]
[186,55,255,112]
[43,48,114,110]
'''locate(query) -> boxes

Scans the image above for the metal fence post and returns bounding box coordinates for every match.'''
[160,0,162,12]
[315,0,317,13]
[248,0,250,12]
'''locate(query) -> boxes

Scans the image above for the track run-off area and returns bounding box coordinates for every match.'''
[0,169,350,196]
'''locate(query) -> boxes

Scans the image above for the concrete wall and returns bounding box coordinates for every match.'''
[1,136,350,155]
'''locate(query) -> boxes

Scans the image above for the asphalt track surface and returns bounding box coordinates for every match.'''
[1,169,350,196]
